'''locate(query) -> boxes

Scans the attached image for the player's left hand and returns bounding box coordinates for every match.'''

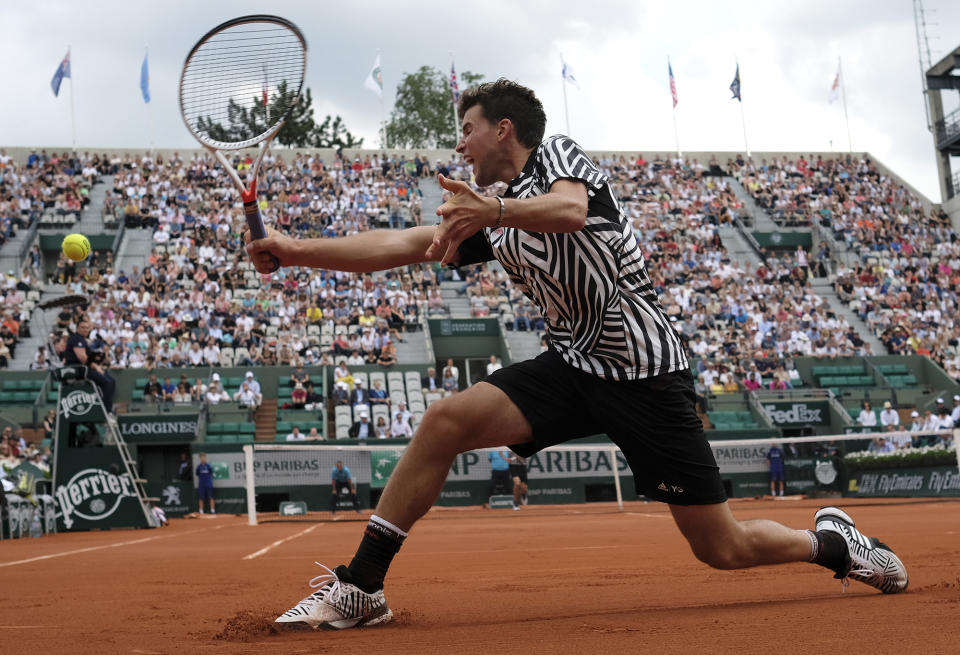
[427,174,498,266]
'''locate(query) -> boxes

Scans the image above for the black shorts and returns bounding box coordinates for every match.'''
[509,464,528,484]
[483,348,726,506]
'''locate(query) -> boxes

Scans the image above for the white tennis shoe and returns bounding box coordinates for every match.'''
[815,507,908,594]
[275,563,393,630]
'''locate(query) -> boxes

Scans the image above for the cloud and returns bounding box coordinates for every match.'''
[0,0,956,201]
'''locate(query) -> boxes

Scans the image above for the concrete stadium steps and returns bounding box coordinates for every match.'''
[254,399,277,442]
[420,176,444,226]
[10,296,65,370]
[114,228,155,277]
[440,281,471,319]
[809,277,885,354]
[717,224,764,274]
[504,330,542,364]
[394,328,431,364]
[74,175,114,235]
[724,175,779,231]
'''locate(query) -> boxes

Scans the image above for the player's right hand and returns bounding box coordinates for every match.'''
[244,226,296,274]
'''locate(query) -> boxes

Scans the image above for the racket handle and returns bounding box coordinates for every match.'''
[243,199,280,273]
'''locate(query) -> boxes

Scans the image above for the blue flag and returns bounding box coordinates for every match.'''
[51,50,71,97]
[730,64,741,101]
[140,52,150,103]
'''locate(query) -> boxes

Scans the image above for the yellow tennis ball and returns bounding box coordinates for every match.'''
[62,233,91,262]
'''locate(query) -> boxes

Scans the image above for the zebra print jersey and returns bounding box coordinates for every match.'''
[458,135,688,381]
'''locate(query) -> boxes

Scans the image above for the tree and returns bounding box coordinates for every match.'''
[194,83,362,148]
[384,66,483,149]
[312,115,364,149]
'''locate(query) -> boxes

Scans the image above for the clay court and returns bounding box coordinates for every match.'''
[1,497,958,654]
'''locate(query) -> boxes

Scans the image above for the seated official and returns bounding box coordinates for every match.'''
[63,318,116,415]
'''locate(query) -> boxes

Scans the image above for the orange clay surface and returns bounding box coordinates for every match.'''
[1,497,958,654]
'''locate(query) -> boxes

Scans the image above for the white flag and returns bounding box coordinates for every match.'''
[364,54,383,98]
[828,68,840,104]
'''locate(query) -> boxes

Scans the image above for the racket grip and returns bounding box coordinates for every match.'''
[243,200,280,273]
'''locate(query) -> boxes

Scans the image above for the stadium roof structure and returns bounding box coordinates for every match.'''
[927,44,960,206]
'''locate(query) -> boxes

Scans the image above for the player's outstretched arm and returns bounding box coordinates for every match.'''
[245,225,438,274]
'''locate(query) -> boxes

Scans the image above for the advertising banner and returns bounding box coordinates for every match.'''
[760,401,829,426]
[119,414,199,443]
[846,466,960,497]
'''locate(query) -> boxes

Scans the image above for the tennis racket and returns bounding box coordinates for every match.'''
[178,14,307,273]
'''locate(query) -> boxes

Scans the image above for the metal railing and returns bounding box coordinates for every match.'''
[934,107,960,148]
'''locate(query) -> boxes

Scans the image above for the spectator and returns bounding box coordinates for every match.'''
[879,401,899,432]
[290,363,310,387]
[486,355,502,376]
[205,380,230,405]
[348,408,372,440]
[422,366,441,393]
[377,339,397,367]
[242,371,262,396]
[351,379,370,409]
[307,427,322,440]
[369,379,389,406]
[233,381,261,410]
[868,437,895,454]
[857,401,877,428]
[42,409,56,440]
[143,373,163,403]
[291,382,307,409]
[374,416,390,439]
[329,460,360,514]
[393,400,412,427]
[442,361,459,394]
[332,380,350,406]
[286,426,306,441]
[390,413,413,439]
[161,376,177,403]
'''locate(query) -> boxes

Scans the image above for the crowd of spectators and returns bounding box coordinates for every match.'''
[726,153,960,377]
[37,150,457,379]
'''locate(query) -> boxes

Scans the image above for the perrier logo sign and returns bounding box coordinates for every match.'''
[60,389,99,419]
[55,467,138,529]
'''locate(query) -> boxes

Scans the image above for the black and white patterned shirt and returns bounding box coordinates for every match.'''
[458,135,688,381]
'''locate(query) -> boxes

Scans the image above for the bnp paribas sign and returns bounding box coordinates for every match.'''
[762,401,828,426]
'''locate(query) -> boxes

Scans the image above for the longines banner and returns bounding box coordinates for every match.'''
[118,414,199,443]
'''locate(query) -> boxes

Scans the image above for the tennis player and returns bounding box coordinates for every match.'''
[248,79,907,630]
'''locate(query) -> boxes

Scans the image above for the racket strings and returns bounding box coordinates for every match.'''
[180,21,305,147]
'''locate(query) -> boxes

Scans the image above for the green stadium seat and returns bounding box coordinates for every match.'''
[205,433,222,443]
[46,390,59,403]
[13,392,32,403]
[0,392,15,403]
[236,424,256,435]
[207,423,227,434]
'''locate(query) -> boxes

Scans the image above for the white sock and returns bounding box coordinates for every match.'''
[805,529,819,562]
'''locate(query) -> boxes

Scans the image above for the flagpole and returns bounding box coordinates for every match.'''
[838,56,852,152]
[146,46,155,153]
[378,49,385,148]
[669,57,680,158]
[68,44,76,150]
[736,58,749,156]
[449,52,461,144]
[561,55,571,136]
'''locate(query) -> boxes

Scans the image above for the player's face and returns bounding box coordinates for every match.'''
[456,105,500,187]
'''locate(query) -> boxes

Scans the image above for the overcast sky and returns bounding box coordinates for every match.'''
[1,0,957,201]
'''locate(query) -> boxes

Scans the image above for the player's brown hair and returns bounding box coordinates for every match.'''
[458,78,546,148]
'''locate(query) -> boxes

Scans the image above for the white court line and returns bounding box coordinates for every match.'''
[243,524,319,560]
[0,525,228,569]
[626,512,671,519]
